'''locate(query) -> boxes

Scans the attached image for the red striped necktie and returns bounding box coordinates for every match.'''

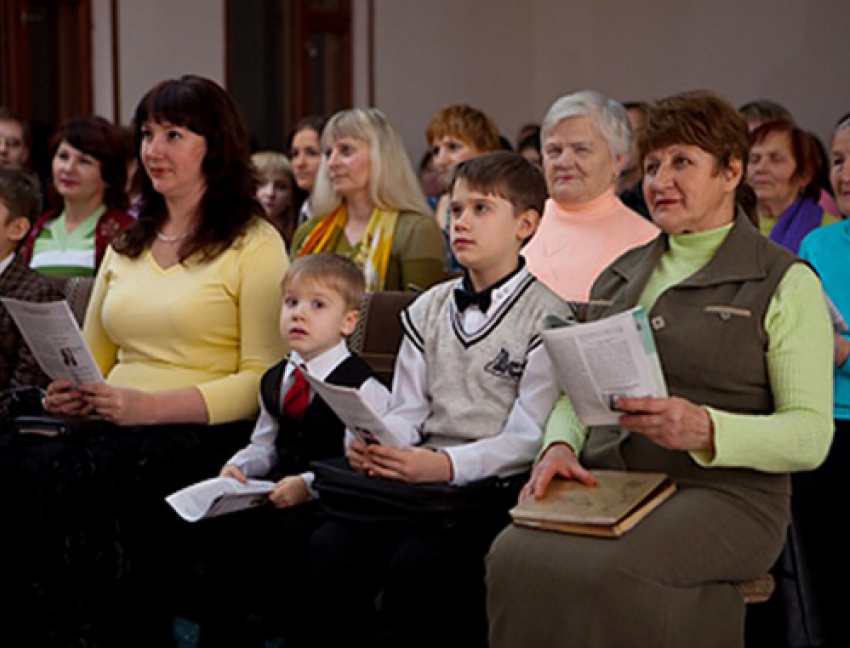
[282,368,311,420]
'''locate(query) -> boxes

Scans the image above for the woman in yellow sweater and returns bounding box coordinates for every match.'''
[12,76,287,647]
[48,77,285,425]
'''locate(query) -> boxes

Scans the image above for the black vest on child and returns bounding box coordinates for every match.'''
[260,355,374,481]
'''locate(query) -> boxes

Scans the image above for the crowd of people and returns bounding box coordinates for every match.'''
[0,77,846,648]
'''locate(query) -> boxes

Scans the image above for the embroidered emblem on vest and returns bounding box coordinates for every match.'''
[485,348,525,381]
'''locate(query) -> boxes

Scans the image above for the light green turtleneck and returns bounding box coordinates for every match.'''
[544,223,833,473]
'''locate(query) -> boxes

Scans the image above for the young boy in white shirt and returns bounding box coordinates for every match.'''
[196,252,389,648]
[309,151,570,648]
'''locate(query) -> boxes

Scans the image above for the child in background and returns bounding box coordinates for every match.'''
[0,168,63,393]
[309,151,570,648]
[196,252,389,648]
[252,151,300,247]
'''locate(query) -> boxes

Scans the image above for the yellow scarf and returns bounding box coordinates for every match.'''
[297,205,399,291]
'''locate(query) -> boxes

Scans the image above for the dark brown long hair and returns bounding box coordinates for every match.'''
[48,116,129,211]
[285,115,325,209]
[113,75,262,262]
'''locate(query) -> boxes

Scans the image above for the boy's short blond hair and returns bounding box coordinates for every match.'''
[283,252,366,311]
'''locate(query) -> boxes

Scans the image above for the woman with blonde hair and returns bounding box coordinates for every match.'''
[291,107,444,292]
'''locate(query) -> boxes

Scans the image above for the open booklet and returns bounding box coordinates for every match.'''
[541,307,667,426]
[298,364,396,446]
[165,477,276,522]
[1,297,104,386]
[510,470,676,538]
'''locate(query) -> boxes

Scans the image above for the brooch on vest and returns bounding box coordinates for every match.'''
[485,348,525,382]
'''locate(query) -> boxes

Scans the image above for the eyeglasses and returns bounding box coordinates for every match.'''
[0,137,24,149]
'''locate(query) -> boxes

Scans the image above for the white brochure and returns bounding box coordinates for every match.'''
[298,365,392,445]
[541,307,668,427]
[1,297,104,386]
[165,477,276,522]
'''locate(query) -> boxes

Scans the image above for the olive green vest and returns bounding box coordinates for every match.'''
[583,214,798,495]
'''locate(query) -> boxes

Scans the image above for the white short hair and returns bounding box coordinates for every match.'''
[541,90,631,159]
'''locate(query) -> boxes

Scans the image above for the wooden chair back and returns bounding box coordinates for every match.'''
[347,291,418,387]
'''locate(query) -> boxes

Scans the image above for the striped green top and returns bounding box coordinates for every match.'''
[30,205,105,277]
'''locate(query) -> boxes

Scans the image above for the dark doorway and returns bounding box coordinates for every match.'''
[0,0,93,181]
[226,0,352,153]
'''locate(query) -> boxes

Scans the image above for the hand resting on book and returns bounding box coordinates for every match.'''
[521,443,597,503]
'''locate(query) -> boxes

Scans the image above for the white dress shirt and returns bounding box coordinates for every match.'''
[379,271,561,485]
[227,340,390,488]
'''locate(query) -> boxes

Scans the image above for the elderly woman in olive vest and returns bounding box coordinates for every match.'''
[487,91,834,648]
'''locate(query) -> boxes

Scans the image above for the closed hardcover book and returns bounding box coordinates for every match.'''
[510,470,676,538]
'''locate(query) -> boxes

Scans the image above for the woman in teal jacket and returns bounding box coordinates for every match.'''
[796,113,850,648]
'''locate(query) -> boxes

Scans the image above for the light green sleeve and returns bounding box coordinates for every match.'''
[691,263,834,472]
[540,394,588,460]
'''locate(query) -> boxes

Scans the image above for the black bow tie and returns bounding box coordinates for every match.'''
[453,261,525,314]
[454,286,493,313]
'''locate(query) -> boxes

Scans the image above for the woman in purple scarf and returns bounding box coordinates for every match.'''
[748,120,838,252]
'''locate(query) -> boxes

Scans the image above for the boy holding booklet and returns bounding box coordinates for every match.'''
[309,151,569,648]
[195,252,389,647]
[0,168,62,393]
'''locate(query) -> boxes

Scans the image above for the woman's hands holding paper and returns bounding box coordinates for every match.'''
[616,396,715,452]
[44,380,89,416]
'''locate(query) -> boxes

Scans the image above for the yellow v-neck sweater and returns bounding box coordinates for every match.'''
[84,219,287,424]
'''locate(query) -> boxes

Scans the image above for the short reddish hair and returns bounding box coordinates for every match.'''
[426,105,500,152]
